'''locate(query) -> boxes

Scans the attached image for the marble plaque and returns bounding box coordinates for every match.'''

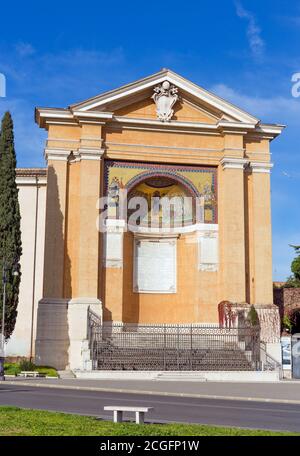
[103,232,123,268]
[198,232,218,272]
[134,239,176,293]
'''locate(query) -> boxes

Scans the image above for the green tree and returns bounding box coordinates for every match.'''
[0,112,22,339]
[285,245,300,288]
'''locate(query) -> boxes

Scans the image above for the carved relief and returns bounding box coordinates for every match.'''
[151,81,179,121]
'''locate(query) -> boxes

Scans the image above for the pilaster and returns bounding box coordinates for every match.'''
[76,155,103,297]
[219,157,248,302]
[248,162,274,304]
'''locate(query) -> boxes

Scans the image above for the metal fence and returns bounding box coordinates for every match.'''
[88,309,261,371]
[260,341,282,373]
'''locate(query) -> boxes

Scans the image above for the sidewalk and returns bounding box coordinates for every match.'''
[2,376,300,404]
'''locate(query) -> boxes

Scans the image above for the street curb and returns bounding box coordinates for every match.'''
[1,380,300,405]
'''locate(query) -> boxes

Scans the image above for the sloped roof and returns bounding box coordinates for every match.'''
[70,68,259,124]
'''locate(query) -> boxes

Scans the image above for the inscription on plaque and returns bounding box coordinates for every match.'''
[103,232,123,268]
[134,239,176,293]
[198,232,218,272]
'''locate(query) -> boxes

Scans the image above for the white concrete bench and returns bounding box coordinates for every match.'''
[104,406,153,424]
[19,371,43,378]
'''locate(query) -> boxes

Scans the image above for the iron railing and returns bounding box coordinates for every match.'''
[260,341,282,374]
[87,310,261,371]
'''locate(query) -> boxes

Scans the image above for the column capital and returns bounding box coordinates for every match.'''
[44,148,70,161]
[220,157,249,170]
[45,147,105,162]
[249,162,274,174]
[78,148,105,161]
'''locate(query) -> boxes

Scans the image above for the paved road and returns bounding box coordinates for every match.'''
[3,377,300,402]
[1,383,300,432]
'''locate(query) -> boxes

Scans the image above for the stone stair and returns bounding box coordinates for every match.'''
[92,340,254,371]
[154,372,207,381]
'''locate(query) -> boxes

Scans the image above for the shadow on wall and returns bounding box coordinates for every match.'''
[122,231,139,323]
[35,165,72,370]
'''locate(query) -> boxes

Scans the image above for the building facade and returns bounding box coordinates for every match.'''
[9,70,284,370]
[6,168,46,358]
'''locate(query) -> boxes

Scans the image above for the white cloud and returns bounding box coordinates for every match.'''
[210,82,300,125]
[0,46,127,106]
[0,45,128,167]
[209,80,300,280]
[15,42,35,57]
[235,2,265,60]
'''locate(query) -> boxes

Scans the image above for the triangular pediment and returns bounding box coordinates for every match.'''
[112,96,220,124]
[70,69,260,125]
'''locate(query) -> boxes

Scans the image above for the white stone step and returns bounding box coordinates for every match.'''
[57,370,75,379]
[155,372,207,381]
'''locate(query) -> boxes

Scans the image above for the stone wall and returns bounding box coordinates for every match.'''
[219,301,281,343]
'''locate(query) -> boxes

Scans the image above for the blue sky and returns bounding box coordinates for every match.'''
[0,0,299,281]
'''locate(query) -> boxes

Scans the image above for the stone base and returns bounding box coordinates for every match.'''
[35,299,69,370]
[75,370,280,382]
[35,297,102,370]
[265,342,282,364]
[68,298,102,370]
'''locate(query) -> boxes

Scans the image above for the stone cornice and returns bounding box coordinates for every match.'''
[221,158,274,173]
[72,110,113,123]
[249,162,274,174]
[78,148,105,161]
[44,147,105,162]
[221,157,249,170]
[128,222,218,236]
[16,176,47,186]
[16,168,47,177]
[16,167,47,185]
[36,107,284,140]
[44,148,70,161]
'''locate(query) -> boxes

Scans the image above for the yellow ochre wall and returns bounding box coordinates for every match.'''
[41,98,275,325]
[120,232,219,324]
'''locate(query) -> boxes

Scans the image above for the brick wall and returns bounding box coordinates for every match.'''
[274,287,300,318]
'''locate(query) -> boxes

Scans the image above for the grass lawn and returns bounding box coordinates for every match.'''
[0,406,297,436]
[4,363,58,377]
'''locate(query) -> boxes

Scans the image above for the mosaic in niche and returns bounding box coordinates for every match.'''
[104,160,217,226]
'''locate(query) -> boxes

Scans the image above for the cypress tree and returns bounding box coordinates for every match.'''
[0,111,22,339]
